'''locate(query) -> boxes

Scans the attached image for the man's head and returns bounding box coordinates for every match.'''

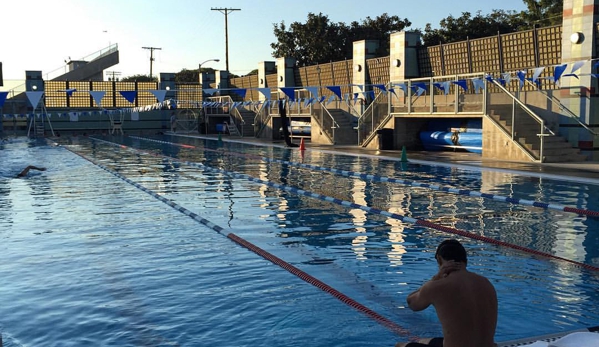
[435,239,467,265]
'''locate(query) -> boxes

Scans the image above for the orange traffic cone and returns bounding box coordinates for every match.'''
[299,138,306,151]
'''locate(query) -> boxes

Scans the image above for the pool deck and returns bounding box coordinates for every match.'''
[185,134,599,184]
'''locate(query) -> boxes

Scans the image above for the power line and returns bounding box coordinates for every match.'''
[142,46,162,80]
[106,71,121,81]
[211,7,240,72]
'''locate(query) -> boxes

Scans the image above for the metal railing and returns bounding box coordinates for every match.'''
[312,102,339,143]
[488,80,550,162]
[205,95,245,135]
[252,102,272,138]
[356,87,390,146]
[44,44,119,81]
[524,79,598,136]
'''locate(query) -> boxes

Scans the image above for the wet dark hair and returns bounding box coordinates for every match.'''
[435,239,467,264]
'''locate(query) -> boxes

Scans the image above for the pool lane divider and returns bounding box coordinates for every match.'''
[57,140,416,340]
[129,136,599,219]
[95,137,599,273]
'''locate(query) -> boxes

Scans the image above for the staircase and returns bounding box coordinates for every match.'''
[326,109,358,145]
[238,110,255,137]
[227,121,241,136]
[489,110,587,162]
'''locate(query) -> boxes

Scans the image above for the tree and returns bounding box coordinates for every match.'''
[271,12,411,66]
[520,0,563,27]
[421,10,526,45]
[421,0,563,46]
[175,69,199,83]
[121,74,158,82]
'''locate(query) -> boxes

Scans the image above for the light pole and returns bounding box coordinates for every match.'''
[198,58,220,85]
[198,58,220,135]
[198,58,220,71]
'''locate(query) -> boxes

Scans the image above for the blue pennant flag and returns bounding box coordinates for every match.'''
[279,87,296,101]
[373,84,387,93]
[231,88,247,98]
[452,80,468,92]
[472,78,485,94]
[325,86,342,99]
[0,91,8,108]
[411,82,427,93]
[395,83,407,94]
[433,82,446,93]
[516,71,526,90]
[257,88,271,100]
[119,91,137,103]
[554,64,567,83]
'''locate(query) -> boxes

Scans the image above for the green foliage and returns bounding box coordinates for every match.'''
[121,74,158,82]
[421,10,528,45]
[175,69,199,83]
[270,1,563,54]
[520,0,563,27]
[271,12,411,66]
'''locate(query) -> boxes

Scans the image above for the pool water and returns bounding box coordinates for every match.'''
[0,136,598,347]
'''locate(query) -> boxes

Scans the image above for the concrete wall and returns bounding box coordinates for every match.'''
[482,116,534,162]
[2,109,172,136]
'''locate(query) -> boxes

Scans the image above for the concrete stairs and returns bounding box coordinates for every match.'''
[489,111,586,163]
[327,109,358,145]
[237,110,255,137]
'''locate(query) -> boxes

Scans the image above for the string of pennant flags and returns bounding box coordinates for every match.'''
[1,58,598,120]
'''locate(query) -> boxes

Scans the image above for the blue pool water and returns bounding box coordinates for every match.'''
[1,136,598,347]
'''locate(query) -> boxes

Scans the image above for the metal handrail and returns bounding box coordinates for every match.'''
[524,79,598,136]
[253,101,273,138]
[314,102,339,144]
[490,80,549,162]
[356,85,391,146]
[229,106,245,136]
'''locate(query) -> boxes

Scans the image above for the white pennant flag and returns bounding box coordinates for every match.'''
[26,91,44,108]
[533,67,545,82]
[571,60,586,74]
[89,91,106,107]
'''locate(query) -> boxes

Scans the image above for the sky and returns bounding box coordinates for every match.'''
[1,0,528,84]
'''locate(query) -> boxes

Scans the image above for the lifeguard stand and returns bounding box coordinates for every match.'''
[26,85,55,138]
[109,110,125,134]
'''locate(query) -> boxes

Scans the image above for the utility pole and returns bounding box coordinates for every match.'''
[142,46,162,80]
[106,71,121,81]
[211,7,240,72]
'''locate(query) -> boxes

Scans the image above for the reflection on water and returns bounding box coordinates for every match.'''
[1,136,598,346]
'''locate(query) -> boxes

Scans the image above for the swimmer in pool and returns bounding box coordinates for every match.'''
[17,166,46,177]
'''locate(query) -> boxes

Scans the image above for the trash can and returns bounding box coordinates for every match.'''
[377,128,394,150]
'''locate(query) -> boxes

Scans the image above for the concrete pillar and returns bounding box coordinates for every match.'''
[159,73,176,90]
[25,71,43,92]
[276,56,296,89]
[389,31,421,82]
[352,40,379,98]
[215,71,229,90]
[199,71,217,88]
[560,0,599,159]
[258,61,276,101]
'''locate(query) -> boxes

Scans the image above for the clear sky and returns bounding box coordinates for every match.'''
[2,0,528,82]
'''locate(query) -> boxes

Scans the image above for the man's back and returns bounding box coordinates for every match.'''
[430,269,497,347]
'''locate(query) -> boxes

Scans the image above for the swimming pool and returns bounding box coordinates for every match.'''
[1,135,598,347]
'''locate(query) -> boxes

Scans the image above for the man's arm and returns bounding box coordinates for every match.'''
[17,166,46,177]
[407,261,463,311]
[407,281,434,311]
